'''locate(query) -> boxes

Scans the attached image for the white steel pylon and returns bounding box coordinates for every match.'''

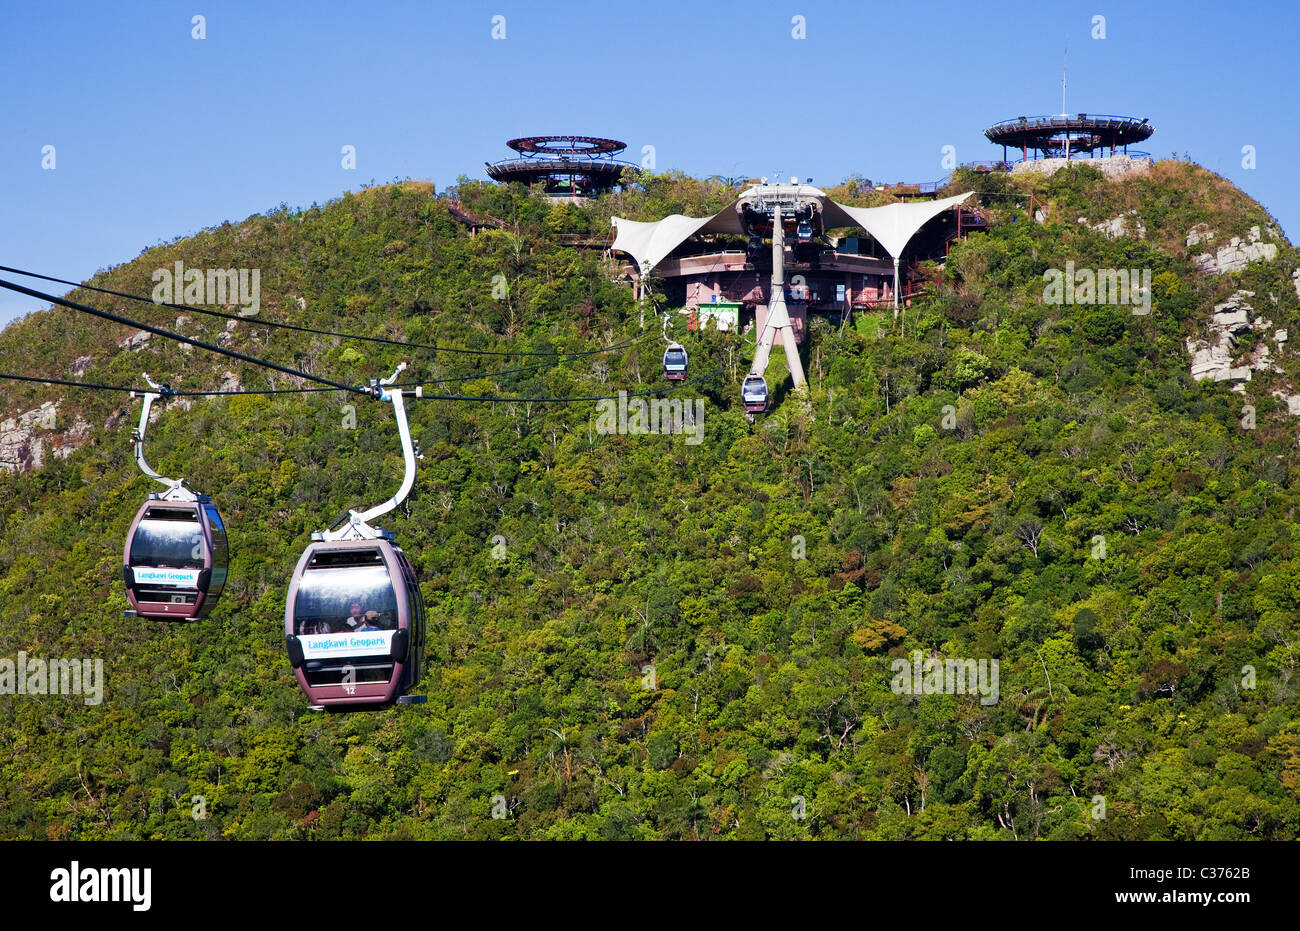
[747,202,807,389]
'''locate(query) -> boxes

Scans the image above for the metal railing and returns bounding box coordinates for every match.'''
[1011,148,1153,162]
[485,156,641,174]
[986,114,1151,131]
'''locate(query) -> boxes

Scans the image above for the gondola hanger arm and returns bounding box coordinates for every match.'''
[129,373,193,500]
[320,363,422,540]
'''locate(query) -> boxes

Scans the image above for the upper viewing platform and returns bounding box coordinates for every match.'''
[485,135,640,199]
[984,113,1154,161]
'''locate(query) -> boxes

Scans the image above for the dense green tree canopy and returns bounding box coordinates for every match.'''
[0,163,1297,840]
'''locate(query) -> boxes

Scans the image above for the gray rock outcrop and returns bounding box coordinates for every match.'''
[1186,291,1279,384]
[0,401,58,472]
[1195,226,1278,274]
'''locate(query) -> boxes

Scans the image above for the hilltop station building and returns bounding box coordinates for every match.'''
[611,182,984,343]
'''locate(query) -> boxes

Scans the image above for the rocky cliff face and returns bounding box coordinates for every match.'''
[1180,220,1300,420]
[1192,224,1280,274]
[0,401,91,472]
[1185,290,1279,389]
[1079,210,1146,240]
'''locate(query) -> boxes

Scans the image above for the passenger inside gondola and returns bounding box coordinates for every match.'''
[342,601,387,631]
[292,559,400,640]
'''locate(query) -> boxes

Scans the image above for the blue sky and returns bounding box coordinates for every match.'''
[1,0,1296,324]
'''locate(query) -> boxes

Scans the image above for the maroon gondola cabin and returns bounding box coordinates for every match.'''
[123,496,228,620]
[284,537,425,710]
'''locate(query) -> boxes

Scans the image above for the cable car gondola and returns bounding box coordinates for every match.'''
[796,220,812,243]
[741,373,770,415]
[662,342,688,381]
[284,364,427,711]
[122,376,228,620]
[285,535,425,709]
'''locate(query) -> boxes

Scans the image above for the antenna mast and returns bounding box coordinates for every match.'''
[1061,45,1068,116]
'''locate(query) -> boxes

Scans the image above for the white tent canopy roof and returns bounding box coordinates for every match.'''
[824,192,975,261]
[612,188,974,273]
[611,215,724,275]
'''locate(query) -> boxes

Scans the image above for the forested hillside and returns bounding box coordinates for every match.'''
[1,162,1298,840]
